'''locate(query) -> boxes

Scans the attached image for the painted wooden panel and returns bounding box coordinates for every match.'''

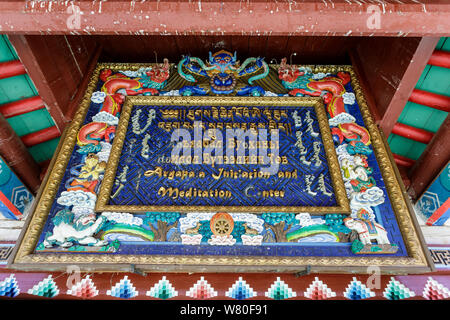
[97,35,355,65]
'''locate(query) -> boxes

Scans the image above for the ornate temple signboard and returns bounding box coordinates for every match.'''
[9,51,434,273]
[96,97,349,214]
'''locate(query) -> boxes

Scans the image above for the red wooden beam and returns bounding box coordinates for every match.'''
[20,126,60,148]
[0,96,45,118]
[0,60,25,79]
[8,35,99,132]
[428,50,450,68]
[376,37,439,137]
[391,122,434,144]
[0,1,449,36]
[0,113,41,193]
[409,89,450,112]
[393,153,416,168]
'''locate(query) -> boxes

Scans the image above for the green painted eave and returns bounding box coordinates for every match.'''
[388,37,449,161]
[0,35,59,163]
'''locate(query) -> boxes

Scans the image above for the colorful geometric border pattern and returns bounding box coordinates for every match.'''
[0,244,14,265]
[0,273,448,300]
[429,247,450,268]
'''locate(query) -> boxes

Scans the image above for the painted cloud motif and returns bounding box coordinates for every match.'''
[350,186,385,213]
[57,190,97,210]
[329,112,356,127]
[96,142,112,163]
[90,91,107,104]
[342,92,356,105]
[91,111,119,126]
[101,212,143,226]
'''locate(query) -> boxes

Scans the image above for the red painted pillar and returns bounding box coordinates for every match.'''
[0,113,41,193]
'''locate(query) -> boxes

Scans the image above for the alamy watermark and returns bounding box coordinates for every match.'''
[366,265,381,290]
[366,5,382,30]
[66,4,81,30]
[66,264,81,290]
[24,1,82,30]
[169,121,281,176]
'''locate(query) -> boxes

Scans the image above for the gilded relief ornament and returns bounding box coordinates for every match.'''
[177,50,270,96]
[66,154,107,194]
[8,60,431,274]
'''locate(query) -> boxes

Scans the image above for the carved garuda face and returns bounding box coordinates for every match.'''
[209,50,237,69]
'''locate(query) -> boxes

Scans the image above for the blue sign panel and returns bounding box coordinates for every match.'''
[107,104,339,211]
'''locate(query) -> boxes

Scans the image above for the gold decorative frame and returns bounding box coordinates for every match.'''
[95,96,350,214]
[8,63,434,274]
